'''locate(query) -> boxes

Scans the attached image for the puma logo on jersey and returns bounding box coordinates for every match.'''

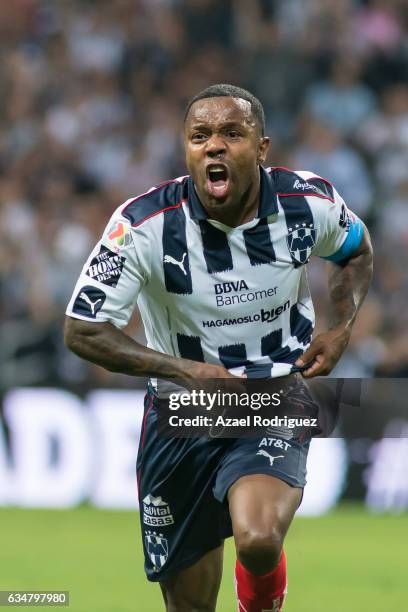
[256,450,285,466]
[72,285,106,319]
[79,292,102,315]
[164,253,187,275]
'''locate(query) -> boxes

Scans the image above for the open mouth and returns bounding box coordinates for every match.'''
[206,164,230,199]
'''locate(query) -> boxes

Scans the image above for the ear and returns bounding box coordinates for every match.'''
[257,136,270,164]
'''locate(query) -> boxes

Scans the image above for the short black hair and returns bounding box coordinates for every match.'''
[184,84,265,136]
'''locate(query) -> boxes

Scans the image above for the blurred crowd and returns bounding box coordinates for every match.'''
[0,0,407,389]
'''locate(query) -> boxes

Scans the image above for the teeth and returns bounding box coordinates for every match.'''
[208,166,226,175]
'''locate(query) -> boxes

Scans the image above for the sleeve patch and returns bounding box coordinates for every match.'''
[85,245,126,287]
[106,220,132,251]
[323,218,364,263]
[72,286,107,318]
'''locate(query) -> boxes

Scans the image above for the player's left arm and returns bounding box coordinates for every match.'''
[295,191,373,377]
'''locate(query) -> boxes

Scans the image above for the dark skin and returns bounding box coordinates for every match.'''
[295,227,373,378]
[64,96,373,611]
[185,96,269,226]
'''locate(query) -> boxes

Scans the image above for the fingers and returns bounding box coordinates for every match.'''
[299,354,327,378]
[220,371,248,395]
[295,342,320,368]
[295,350,318,375]
[295,341,333,378]
[194,367,247,396]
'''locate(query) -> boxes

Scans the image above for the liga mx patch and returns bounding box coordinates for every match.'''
[85,245,125,287]
[106,219,132,252]
[145,531,169,571]
[287,224,316,265]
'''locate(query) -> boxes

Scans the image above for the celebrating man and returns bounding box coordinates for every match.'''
[65,84,373,611]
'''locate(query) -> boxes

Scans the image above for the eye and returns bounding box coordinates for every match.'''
[191,133,207,142]
[226,130,241,139]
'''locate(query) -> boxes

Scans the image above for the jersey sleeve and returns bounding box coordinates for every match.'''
[312,186,364,262]
[66,203,148,328]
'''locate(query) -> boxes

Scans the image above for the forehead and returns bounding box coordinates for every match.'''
[186,96,256,129]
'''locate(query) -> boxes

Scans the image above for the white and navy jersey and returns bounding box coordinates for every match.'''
[66,167,364,379]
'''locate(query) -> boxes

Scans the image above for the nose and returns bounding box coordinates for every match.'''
[205,133,226,158]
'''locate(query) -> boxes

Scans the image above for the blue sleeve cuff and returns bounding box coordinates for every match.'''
[323,219,364,263]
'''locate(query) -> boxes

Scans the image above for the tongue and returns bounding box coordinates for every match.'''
[207,177,229,199]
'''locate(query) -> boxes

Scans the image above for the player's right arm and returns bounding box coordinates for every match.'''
[64,317,230,382]
[64,204,232,383]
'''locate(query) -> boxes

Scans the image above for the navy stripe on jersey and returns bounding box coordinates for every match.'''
[177,334,205,362]
[288,349,303,363]
[246,364,273,379]
[261,328,291,361]
[122,179,187,227]
[279,194,315,267]
[258,168,279,217]
[162,206,193,295]
[262,328,303,364]
[271,167,334,202]
[290,305,313,344]
[243,218,276,266]
[218,343,252,369]
[199,221,233,274]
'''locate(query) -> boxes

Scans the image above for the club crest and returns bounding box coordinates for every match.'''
[287,223,316,265]
[145,531,169,571]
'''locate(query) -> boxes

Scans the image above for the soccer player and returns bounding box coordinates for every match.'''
[64,84,373,611]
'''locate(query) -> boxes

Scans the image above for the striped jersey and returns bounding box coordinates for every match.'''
[66,166,363,379]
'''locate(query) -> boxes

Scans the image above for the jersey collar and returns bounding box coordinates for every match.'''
[187,166,278,221]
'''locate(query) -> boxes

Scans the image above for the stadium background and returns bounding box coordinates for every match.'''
[0,1,407,610]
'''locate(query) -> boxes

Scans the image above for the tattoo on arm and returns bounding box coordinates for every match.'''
[64,317,200,383]
[327,224,373,331]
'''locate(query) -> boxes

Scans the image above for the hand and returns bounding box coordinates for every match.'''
[181,362,247,395]
[295,327,351,378]
[190,363,245,379]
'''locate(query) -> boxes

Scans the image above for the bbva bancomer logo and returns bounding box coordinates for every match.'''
[214,280,278,307]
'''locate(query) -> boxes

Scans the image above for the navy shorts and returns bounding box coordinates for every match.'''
[136,378,313,582]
